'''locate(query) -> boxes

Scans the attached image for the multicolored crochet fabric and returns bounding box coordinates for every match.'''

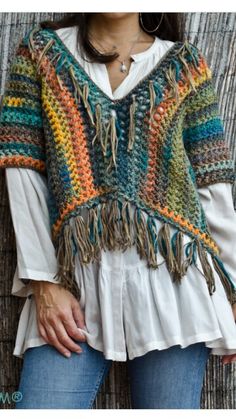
[0,24,236,304]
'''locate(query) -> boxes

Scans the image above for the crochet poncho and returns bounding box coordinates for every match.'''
[0,24,236,305]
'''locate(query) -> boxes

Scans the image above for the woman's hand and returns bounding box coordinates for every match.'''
[221,303,236,365]
[31,280,87,358]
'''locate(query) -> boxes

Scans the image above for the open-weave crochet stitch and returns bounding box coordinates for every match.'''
[0,24,236,304]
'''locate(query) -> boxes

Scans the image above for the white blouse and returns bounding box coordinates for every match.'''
[5,26,236,361]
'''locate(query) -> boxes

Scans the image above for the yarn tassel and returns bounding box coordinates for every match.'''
[171,230,185,281]
[195,239,216,295]
[28,24,41,60]
[176,41,198,93]
[73,215,94,264]
[68,65,83,106]
[103,118,110,158]
[36,38,55,73]
[82,81,95,125]
[149,80,156,120]
[87,207,101,261]
[105,110,119,173]
[157,223,176,273]
[178,54,197,93]
[165,63,180,104]
[87,207,98,245]
[184,239,197,267]
[92,103,103,146]
[211,255,236,306]
[101,200,122,250]
[56,72,64,90]
[128,94,137,152]
[146,215,159,268]
[107,199,123,248]
[68,66,95,125]
[133,208,149,261]
[119,200,133,249]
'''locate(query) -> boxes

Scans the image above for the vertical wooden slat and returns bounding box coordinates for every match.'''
[0,12,235,409]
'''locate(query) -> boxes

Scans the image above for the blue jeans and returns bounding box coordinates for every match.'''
[15,340,211,409]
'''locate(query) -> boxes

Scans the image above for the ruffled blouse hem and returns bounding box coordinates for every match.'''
[13,332,236,362]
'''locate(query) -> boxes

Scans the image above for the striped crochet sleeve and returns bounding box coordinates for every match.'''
[182,46,235,188]
[0,31,46,174]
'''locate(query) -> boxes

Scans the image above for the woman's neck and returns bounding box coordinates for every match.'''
[87,12,153,46]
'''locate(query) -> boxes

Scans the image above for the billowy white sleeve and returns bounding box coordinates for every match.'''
[197,182,236,286]
[5,167,59,298]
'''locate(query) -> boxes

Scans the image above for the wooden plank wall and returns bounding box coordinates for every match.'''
[0,12,235,409]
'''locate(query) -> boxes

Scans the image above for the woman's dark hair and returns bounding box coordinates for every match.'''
[39,13,184,64]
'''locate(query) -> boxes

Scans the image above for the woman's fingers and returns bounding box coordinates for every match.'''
[42,308,86,355]
[43,323,76,358]
[51,320,84,355]
[51,314,86,350]
[61,314,87,342]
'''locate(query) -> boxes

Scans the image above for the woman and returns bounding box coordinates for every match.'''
[0,12,236,409]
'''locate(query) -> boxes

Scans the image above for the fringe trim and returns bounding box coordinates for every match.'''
[164,39,202,103]
[177,40,202,76]
[28,24,41,61]
[68,65,83,104]
[149,80,164,121]
[92,103,103,147]
[83,81,95,125]
[28,26,56,77]
[68,66,95,125]
[52,199,236,306]
[196,239,216,295]
[165,64,181,104]
[149,80,156,120]
[128,94,137,152]
[36,39,55,74]
[101,110,119,173]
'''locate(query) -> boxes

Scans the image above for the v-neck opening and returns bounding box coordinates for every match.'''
[104,38,159,98]
[43,27,181,104]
